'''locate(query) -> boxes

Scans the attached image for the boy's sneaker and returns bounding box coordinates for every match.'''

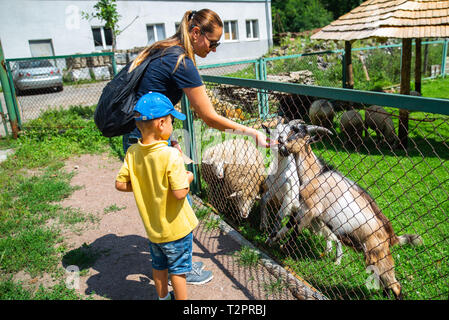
[168,262,212,285]
[186,269,213,285]
[158,291,175,300]
[192,261,204,272]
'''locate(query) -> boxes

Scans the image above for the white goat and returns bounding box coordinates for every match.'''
[261,119,343,264]
[268,123,423,299]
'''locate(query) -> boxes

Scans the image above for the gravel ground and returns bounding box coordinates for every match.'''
[55,153,297,300]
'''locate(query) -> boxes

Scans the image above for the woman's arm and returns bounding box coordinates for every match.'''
[183,86,273,148]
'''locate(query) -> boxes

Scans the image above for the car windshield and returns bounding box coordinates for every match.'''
[18,60,53,69]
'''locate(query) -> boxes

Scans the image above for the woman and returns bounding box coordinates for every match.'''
[123,8,272,153]
[122,8,273,291]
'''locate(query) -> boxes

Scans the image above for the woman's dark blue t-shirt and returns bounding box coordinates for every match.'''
[136,46,203,106]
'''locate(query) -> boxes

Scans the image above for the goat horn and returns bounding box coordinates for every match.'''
[306,125,333,136]
[261,124,270,135]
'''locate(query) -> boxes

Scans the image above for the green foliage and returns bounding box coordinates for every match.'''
[272,0,333,33]
[82,0,120,33]
[81,0,121,50]
[103,204,126,214]
[235,246,260,267]
[0,278,86,300]
[320,0,364,19]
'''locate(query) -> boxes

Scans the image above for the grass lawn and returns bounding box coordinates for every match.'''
[419,77,449,99]
[0,106,123,299]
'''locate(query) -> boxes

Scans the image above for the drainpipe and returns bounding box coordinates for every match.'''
[265,0,273,49]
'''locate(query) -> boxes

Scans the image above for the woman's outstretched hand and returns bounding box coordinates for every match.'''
[253,130,278,148]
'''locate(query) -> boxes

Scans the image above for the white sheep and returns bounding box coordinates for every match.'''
[309,99,335,129]
[339,110,364,148]
[261,118,343,264]
[365,105,400,148]
[201,138,266,219]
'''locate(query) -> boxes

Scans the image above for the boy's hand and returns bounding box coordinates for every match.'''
[171,140,182,153]
[186,171,194,184]
[115,180,132,192]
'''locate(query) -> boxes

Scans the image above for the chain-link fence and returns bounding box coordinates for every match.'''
[3,53,116,131]
[189,75,449,300]
[351,40,448,91]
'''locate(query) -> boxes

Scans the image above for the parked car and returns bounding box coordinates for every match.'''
[12,59,63,95]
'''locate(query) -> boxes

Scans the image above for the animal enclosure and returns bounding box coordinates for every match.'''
[187,76,449,300]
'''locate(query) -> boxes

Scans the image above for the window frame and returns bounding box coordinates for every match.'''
[146,23,166,45]
[91,26,113,50]
[245,19,259,40]
[223,20,239,42]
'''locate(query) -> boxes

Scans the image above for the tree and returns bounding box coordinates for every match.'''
[272,0,333,34]
[82,0,121,51]
[320,0,364,20]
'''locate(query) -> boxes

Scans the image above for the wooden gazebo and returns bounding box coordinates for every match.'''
[311,0,449,148]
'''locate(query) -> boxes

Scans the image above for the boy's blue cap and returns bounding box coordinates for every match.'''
[134,92,186,121]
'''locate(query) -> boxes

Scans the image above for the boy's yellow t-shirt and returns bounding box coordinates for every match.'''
[116,140,198,243]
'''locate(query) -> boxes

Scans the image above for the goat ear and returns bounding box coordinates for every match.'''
[277,116,285,124]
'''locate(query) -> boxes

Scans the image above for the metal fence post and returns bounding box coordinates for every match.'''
[257,58,269,119]
[111,52,117,76]
[0,97,9,136]
[0,39,19,138]
[5,61,21,128]
[442,39,448,78]
[181,93,200,194]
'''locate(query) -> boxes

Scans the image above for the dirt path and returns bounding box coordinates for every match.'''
[58,153,296,300]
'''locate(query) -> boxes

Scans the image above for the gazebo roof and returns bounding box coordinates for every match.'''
[311,0,449,41]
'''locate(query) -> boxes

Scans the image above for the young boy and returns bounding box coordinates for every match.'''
[115,92,209,300]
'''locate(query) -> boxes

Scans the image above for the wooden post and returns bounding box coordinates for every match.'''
[399,38,412,150]
[415,39,422,94]
[344,41,354,89]
[423,39,429,76]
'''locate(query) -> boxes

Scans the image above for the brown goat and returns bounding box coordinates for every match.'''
[268,123,423,299]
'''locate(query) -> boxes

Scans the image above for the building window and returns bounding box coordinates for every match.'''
[147,24,166,44]
[91,27,113,49]
[246,20,259,39]
[29,39,55,57]
[223,20,238,41]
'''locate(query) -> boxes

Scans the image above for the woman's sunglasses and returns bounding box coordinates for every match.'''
[201,30,220,49]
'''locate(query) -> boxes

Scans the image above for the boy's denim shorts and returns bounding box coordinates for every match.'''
[149,232,193,275]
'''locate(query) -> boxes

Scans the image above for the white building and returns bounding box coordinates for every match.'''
[0,0,273,66]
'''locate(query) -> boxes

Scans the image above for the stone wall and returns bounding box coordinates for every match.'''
[64,47,145,82]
